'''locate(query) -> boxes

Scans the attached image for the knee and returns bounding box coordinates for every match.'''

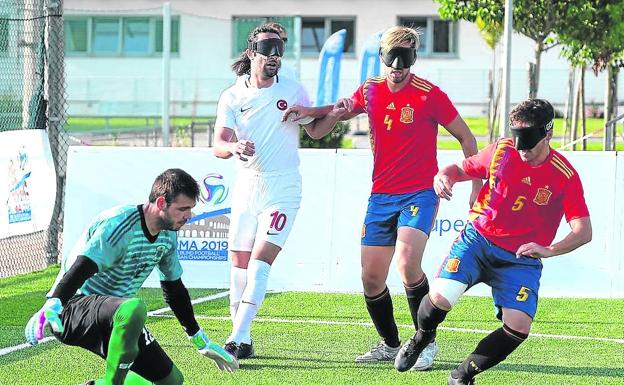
[114,298,147,330]
[361,272,385,294]
[503,317,532,335]
[157,365,184,385]
[125,298,148,325]
[396,260,424,280]
[171,366,184,385]
[429,278,467,310]
[501,309,533,335]
[513,323,531,336]
[428,291,452,311]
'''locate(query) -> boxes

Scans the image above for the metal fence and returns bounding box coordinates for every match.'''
[0,0,68,277]
[66,118,215,147]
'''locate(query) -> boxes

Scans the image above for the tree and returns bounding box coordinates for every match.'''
[557,0,624,150]
[475,15,503,142]
[436,0,570,98]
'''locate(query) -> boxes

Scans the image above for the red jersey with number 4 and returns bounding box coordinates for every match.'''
[462,138,590,252]
[351,74,458,194]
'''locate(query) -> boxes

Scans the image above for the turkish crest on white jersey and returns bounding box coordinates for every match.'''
[216,75,312,172]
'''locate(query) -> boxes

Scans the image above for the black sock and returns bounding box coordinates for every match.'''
[365,286,400,348]
[452,324,528,380]
[415,294,448,343]
[404,275,429,330]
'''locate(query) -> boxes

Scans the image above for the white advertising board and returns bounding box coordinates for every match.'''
[63,147,623,298]
[0,130,57,239]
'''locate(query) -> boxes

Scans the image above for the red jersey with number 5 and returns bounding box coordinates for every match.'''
[462,138,590,252]
[351,74,458,194]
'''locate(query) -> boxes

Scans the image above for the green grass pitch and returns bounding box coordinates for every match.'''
[1,267,622,385]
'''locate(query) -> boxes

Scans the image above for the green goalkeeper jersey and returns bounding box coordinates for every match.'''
[49,205,182,298]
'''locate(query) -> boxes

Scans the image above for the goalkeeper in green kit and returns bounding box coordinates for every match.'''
[25,168,238,385]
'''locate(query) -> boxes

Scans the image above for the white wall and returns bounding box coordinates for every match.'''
[63,146,624,298]
[63,0,623,117]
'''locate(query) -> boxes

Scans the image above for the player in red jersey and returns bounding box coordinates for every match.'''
[393,99,592,384]
[283,26,480,370]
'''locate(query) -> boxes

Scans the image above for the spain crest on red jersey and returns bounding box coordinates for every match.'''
[533,187,552,205]
[400,105,414,124]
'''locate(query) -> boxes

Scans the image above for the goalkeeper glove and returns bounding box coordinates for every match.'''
[25,298,64,345]
[189,328,239,373]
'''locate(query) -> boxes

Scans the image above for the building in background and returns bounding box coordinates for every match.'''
[61,0,623,118]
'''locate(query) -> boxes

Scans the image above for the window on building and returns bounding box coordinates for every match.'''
[64,16,180,56]
[232,16,294,58]
[155,17,180,53]
[301,18,324,53]
[398,16,456,57]
[0,18,9,53]
[123,18,150,54]
[64,19,88,53]
[301,17,354,55]
[92,18,119,54]
[231,16,354,57]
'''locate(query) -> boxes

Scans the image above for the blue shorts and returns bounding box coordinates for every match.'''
[361,188,439,246]
[435,223,543,318]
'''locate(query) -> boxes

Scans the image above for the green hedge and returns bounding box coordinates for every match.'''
[300,121,350,148]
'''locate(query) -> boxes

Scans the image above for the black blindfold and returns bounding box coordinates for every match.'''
[249,38,284,57]
[380,47,417,69]
[511,120,553,150]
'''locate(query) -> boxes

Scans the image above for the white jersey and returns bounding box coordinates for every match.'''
[216,75,311,172]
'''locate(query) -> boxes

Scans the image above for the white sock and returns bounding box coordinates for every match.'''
[229,259,271,344]
[229,266,248,322]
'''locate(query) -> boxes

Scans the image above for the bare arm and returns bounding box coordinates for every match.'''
[515,216,592,259]
[283,98,361,140]
[303,99,361,139]
[213,125,255,161]
[433,161,478,201]
[443,115,482,206]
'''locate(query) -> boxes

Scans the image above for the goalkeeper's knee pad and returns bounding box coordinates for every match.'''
[114,298,147,328]
[154,365,184,385]
[111,298,147,356]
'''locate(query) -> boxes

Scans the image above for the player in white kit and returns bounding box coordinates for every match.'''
[213,25,344,360]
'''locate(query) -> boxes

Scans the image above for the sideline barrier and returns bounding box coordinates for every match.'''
[63,147,623,298]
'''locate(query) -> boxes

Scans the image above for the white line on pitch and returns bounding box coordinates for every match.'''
[0,291,230,357]
[148,290,230,316]
[0,337,56,356]
[150,314,624,345]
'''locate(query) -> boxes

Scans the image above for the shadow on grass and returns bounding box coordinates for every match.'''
[436,359,624,378]
[219,354,624,377]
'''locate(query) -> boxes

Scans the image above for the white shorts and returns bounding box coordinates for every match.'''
[228,168,302,251]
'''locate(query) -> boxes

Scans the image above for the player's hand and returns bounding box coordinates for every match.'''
[330,98,354,117]
[230,140,255,162]
[516,242,554,259]
[189,329,239,373]
[25,298,64,345]
[282,105,314,123]
[434,173,454,201]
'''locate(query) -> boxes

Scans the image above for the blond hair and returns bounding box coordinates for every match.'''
[380,26,420,54]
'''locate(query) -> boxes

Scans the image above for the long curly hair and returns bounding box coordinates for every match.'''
[231,25,280,76]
